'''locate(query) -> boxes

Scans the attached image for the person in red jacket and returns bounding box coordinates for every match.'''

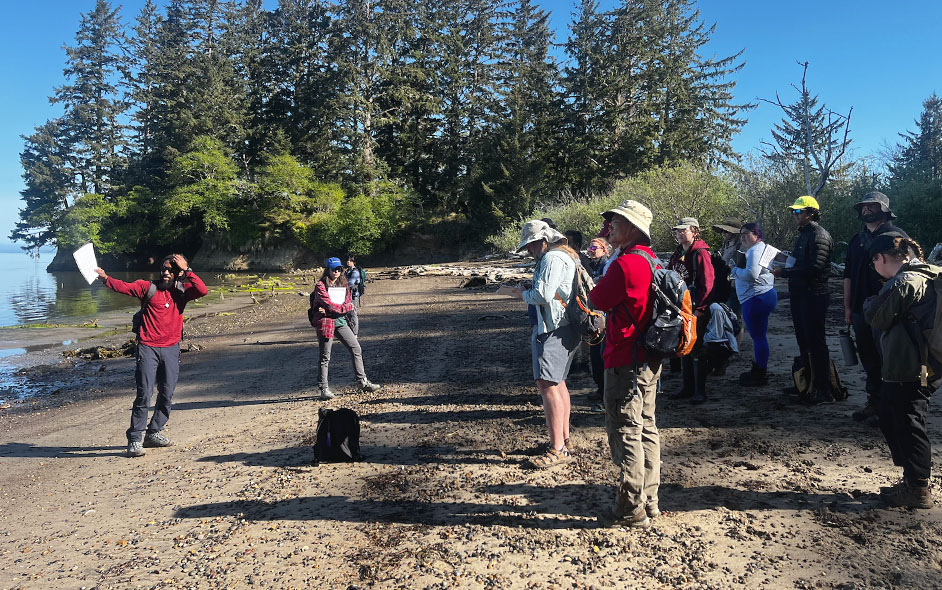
[588,200,661,528]
[95,254,208,458]
[668,217,714,404]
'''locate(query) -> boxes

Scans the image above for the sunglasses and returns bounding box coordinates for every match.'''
[161,266,175,273]
[330,267,342,272]
[587,246,598,252]
[791,208,805,215]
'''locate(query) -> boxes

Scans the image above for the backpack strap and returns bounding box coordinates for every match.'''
[141,282,157,311]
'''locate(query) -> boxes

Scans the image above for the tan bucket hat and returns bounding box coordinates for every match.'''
[517,219,566,252]
[602,200,653,241]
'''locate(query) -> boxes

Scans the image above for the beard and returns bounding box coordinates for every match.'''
[860,212,884,223]
[157,277,175,290]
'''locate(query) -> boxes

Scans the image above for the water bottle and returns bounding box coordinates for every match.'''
[839,329,858,366]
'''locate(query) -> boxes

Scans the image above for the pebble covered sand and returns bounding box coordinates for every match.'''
[1,263,941,589]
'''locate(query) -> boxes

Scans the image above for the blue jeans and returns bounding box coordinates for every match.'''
[128,342,180,442]
[742,289,777,368]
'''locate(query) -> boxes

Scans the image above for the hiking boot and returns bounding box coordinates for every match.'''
[739,363,768,387]
[127,441,146,458]
[645,502,661,518]
[881,481,933,509]
[879,478,906,495]
[319,388,335,400]
[852,403,878,422]
[711,357,729,376]
[143,431,174,448]
[599,505,650,528]
[359,380,381,393]
[805,388,835,405]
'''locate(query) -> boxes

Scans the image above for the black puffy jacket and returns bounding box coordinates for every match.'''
[782,222,833,295]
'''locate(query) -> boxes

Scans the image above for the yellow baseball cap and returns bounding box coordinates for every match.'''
[788,195,820,210]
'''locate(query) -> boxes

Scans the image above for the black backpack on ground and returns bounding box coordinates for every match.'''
[313,407,362,463]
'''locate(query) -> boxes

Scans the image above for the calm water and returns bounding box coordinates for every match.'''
[0,250,277,328]
[0,250,167,327]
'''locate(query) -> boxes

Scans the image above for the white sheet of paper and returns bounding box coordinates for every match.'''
[784,254,797,269]
[72,243,98,285]
[328,287,346,305]
[757,243,781,269]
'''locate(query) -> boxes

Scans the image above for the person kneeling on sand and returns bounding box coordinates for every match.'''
[311,257,381,400]
[511,220,579,469]
[95,254,208,458]
[864,234,938,509]
[588,200,662,528]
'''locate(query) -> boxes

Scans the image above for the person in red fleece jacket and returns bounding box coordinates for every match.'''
[667,217,714,404]
[95,254,207,458]
[588,199,661,529]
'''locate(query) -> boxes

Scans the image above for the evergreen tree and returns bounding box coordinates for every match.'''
[639,0,749,168]
[560,0,610,196]
[52,0,127,196]
[469,0,560,229]
[11,121,75,249]
[760,61,851,197]
[265,0,341,177]
[124,0,163,179]
[888,93,942,242]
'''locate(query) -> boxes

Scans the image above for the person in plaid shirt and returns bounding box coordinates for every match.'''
[310,257,381,400]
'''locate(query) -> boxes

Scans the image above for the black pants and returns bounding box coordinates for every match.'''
[851,311,881,396]
[877,381,932,483]
[590,339,605,397]
[128,342,180,442]
[790,290,831,389]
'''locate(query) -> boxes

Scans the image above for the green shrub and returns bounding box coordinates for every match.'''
[487,162,739,253]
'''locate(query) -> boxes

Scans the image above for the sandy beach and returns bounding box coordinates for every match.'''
[1,264,941,589]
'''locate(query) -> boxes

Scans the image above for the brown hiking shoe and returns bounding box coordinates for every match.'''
[599,505,650,528]
[881,481,933,509]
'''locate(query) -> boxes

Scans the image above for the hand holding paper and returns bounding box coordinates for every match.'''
[72,243,99,285]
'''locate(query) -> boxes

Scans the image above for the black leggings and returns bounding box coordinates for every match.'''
[790,290,831,388]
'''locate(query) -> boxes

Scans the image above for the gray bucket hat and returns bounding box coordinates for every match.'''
[854,191,896,220]
[602,200,653,241]
[712,216,743,234]
[517,219,566,252]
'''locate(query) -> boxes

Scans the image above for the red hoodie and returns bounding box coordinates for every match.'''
[588,244,656,368]
[105,274,208,347]
[667,239,714,312]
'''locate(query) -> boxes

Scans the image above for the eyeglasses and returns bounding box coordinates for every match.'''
[330,268,342,273]
[791,209,805,215]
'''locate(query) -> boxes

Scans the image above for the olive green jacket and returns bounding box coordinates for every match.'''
[863,260,939,383]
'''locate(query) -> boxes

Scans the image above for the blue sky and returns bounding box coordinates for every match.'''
[0,0,939,247]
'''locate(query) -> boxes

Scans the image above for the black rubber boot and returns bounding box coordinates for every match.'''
[672,356,695,399]
[691,358,707,404]
[739,362,768,387]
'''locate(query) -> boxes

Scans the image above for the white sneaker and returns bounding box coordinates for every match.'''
[319,388,335,400]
